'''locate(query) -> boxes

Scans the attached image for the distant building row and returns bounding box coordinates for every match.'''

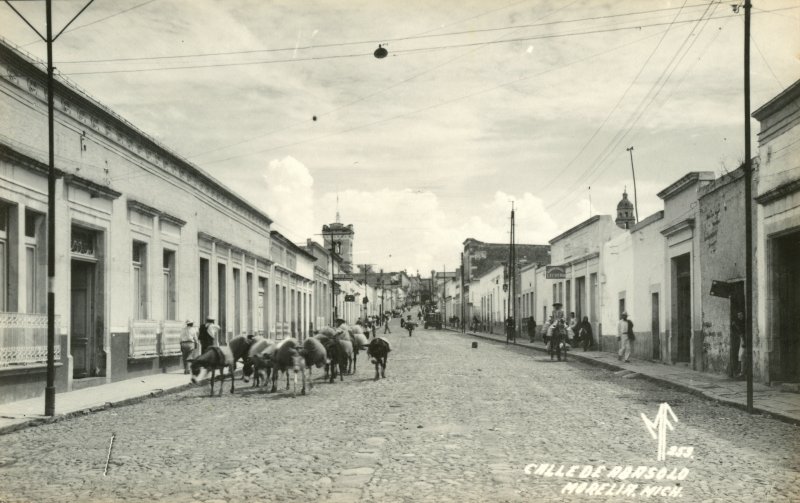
[0,40,404,404]
[441,79,800,386]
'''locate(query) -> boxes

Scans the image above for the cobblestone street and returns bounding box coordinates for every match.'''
[0,327,798,503]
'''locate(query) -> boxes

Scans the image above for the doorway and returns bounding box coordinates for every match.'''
[199,258,209,323]
[651,292,660,360]
[71,260,96,378]
[729,281,745,378]
[674,254,691,363]
[575,276,585,322]
[217,263,227,344]
[773,231,800,382]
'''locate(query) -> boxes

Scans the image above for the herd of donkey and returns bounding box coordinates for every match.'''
[189,323,391,397]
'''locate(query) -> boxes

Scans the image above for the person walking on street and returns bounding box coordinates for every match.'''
[384,316,392,334]
[578,316,593,351]
[733,311,746,378]
[180,320,199,374]
[527,316,537,343]
[617,312,634,362]
[406,315,415,337]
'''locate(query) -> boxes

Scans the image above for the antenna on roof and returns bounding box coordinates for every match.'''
[335,192,340,223]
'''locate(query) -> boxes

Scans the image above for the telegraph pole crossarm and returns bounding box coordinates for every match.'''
[3,0,94,417]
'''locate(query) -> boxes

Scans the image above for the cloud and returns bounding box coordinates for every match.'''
[261,156,315,240]
[310,187,561,275]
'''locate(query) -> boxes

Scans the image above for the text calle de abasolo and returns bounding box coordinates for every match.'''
[524,463,689,498]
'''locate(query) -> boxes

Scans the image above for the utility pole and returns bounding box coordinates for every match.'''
[627,146,640,223]
[4,0,95,417]
[330,241,338,325]
[442,265,446,328]
[507,202,516,344]
[461,252,466,333]
[743,0,754,414]
[358,263,373,323]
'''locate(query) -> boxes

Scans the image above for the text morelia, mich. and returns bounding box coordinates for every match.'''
[524,464,690,481]
[561,482,683,498]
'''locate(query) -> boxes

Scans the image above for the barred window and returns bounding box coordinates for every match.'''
[132,241,148,319]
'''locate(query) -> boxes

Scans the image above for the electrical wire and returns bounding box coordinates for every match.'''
[61,10,767,76]
[55,2,715,65]
[545,1,720,213]
[187,0,581,160]
[189,29,669,169]
[543,0,706,208]
[535,1,701,197]
[18,0,158,47]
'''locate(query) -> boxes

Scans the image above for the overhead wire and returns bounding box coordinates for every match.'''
[545,0,720,213]
[59,10,780,76]
[188,29,670,169]
[18,0,158,47]
[55,2,715,64]
[187,0,581,160]
[534,0,702,197]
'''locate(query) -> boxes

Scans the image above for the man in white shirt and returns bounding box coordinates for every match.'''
[617,312,633,362]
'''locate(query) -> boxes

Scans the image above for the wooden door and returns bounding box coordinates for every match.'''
[71,261,95,378]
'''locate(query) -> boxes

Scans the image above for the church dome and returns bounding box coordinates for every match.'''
[615,189,636,230]
[617,191,634,210]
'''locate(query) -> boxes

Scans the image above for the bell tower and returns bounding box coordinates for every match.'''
[615,188,636,230]
[322,204,354,273]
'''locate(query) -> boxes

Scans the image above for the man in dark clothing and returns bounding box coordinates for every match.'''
[527,316,537,343]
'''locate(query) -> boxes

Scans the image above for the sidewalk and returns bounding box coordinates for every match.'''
[0,369,196,435]
[450,327,800,426]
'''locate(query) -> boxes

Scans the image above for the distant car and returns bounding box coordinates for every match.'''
[424,312,443,329]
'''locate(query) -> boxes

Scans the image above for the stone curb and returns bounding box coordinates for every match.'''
[0,373,239,437]
[451,328,800,426]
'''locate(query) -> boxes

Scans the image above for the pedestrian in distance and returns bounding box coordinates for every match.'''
[578,316,593,351]
[406,315,415,337]
[567,312,577,344]
[527,316,537,343]
[384,316,391,334]
[505,316,516,343]
[733,311,746,378]
[617,312,634,362]
[180,320,199,374]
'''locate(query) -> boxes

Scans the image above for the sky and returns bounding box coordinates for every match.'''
[2,0,798,275]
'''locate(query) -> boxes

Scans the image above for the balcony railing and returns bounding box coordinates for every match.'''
[130,319,159,358]
[160,320,184,356]
[0,312,61,367]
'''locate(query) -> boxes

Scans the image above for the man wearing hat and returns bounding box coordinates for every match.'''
[199,317,219,354]
[180,320,199,374]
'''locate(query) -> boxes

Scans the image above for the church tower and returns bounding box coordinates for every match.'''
[322,203,354,273]
[615,189,636,230]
